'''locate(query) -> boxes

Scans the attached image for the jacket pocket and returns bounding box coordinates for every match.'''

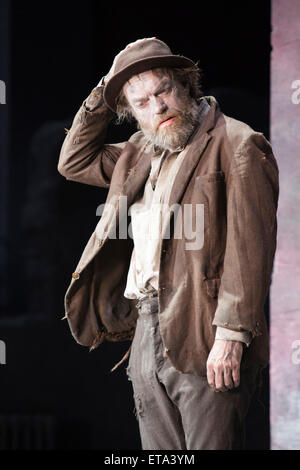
[194,171,225,184]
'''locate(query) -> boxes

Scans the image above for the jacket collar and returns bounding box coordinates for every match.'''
[168,96,219,207]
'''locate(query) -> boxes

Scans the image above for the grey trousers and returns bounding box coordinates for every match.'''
[126,294,260,450]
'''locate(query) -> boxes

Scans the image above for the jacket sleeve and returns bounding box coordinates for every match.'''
[57,86,126,188]
[212,132,279,337]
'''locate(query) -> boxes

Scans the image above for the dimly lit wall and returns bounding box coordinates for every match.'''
[270,0,300,450]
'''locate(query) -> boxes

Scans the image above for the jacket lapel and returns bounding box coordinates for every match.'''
[76,143,153,274]
[95,141,153,242]
[122,142,153,206]
[168,96,218,208]
[168,132,212,208]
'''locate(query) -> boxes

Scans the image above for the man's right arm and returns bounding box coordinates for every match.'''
[58,39,156,187]
[57,81,126,188]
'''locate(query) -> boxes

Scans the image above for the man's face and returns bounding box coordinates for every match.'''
[123,69,199,151]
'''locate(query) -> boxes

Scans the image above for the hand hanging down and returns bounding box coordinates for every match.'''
[206,339,243,392]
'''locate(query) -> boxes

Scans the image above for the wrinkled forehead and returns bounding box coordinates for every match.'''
[123,69,171,98]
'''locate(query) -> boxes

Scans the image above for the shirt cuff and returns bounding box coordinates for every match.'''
[215,326,252,347]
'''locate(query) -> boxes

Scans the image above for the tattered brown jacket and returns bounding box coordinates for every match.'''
[57,87,279,376]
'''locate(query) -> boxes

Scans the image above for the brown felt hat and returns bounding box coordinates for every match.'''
[103,38,196,112]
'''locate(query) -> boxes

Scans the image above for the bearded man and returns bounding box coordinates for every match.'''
[57,38,279,450]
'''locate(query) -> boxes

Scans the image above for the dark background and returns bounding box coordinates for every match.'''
[0,0,271,449]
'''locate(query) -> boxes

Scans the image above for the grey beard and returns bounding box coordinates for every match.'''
[140,100,201,152]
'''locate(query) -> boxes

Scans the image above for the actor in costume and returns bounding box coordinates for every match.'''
[57,38,279,450]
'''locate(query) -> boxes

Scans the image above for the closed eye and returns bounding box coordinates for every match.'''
[135,100,148,109]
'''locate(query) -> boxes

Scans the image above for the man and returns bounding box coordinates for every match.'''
[57,38,279,450]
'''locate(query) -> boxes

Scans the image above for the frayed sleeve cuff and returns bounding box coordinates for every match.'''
[215,326,252,347]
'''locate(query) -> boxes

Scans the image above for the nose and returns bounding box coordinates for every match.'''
[151,96,167,115]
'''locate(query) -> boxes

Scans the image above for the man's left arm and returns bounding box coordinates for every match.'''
[206,132,279,392]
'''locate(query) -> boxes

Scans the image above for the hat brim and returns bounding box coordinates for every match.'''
[103,55,196,112]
